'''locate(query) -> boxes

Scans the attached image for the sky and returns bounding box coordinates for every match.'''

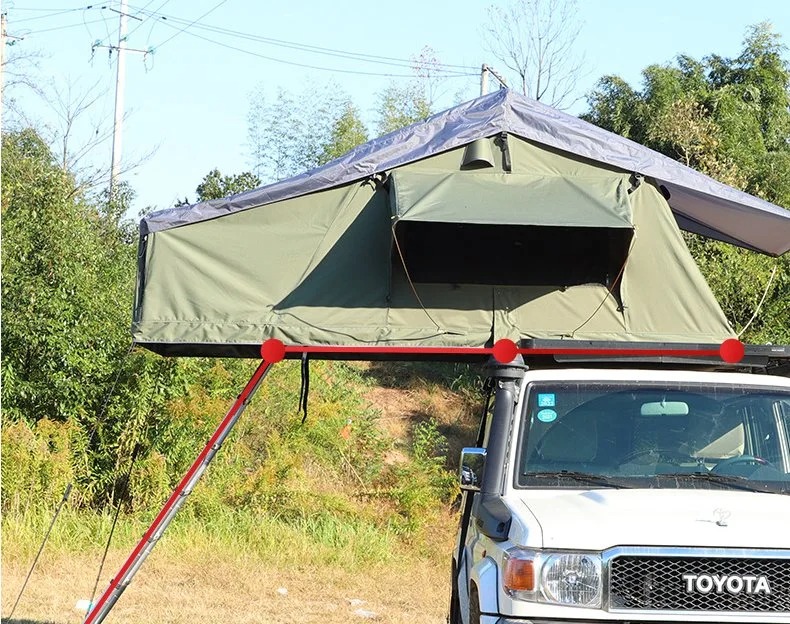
[4,0,790,217]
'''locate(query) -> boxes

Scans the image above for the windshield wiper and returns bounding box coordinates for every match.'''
[659,472,788,494]
[524,470,634,489]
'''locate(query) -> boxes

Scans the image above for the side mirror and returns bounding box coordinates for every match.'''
[460,447,486,492]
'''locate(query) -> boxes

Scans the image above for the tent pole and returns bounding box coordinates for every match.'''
[84,358,275,624]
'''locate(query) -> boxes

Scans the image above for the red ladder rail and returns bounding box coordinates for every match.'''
[85,359,274,624]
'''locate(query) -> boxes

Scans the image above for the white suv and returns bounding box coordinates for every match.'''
[450,363,790,624]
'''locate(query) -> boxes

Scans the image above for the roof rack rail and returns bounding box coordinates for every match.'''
[520,340,789,374]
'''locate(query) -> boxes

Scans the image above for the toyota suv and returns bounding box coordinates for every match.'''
[450,358,790,624]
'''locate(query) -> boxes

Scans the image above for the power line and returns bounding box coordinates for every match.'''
[123,0,172,41]
[8,6,95,24]
[13,2,478,79]
[94,2,114,45]
[21,17,112,36]
[151,0,227,50]
[86,0,171,50]
[169,19,473,72]
[127,4,478,72]
[5,5,96,11]
[149,20,475,78]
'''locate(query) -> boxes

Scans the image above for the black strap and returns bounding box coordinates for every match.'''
[299,353,310,423]
[496,132,512,172]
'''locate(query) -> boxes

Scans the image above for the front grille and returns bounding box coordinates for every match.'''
[609,555,790,612]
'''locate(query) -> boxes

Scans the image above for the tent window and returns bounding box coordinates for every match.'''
[392,221,632,287]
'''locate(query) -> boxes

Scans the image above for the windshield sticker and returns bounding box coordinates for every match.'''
[537,393,556,407]
[537,409,558,423]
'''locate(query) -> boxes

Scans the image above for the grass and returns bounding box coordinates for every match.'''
[2,506,457,623]
[4,509,392,568]
[2,360,483,623]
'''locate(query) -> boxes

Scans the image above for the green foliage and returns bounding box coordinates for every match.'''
[2,504,406,569]
[384,418,458,536]
[195,168,261,201]
[0,128,194,508]
[1,354,462,551]
[585,22,790,199]
[1,129,125,425]
[583,22,790,342]
[375,82,433,136]
[0,417,75,515]
[319,102,368,164]
[247,84,362,182]
[685,236,789,343]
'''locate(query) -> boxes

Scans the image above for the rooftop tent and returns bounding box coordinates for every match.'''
[133,90,790,357]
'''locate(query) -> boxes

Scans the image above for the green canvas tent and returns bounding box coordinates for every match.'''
[133,90,790,358]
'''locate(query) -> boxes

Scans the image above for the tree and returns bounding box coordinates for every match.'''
[0,33,43,118]
[375,82,432,136]
[1,128,130,425]
[319,102,368,164]
[248,52,443,179]
[196,168,261,201]
[374,46,452,135]
[1,128,184,507]
[247,83,357,182]
[483,0,585,107]
[583,22,790,343]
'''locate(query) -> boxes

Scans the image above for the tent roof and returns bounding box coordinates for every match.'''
[141,89,790,256]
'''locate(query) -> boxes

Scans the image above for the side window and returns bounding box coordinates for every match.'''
[778,400,790,473]
[781,400,790,430]
[747,404,783,465]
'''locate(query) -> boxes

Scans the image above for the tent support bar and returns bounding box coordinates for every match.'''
[84,358,275,624]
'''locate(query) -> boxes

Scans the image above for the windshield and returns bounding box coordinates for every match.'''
[517,382,790,493]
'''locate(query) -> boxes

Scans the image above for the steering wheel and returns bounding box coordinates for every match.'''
[620,448,696,464]
[711,454,770,473]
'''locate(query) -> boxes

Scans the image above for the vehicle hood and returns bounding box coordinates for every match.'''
[517,489,790,550]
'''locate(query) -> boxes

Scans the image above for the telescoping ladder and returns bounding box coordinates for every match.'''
[84,357,275,623]
[85,338,749,623]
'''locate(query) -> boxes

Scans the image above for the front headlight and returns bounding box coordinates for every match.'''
[541,553,602,608]
[503,548,602,609]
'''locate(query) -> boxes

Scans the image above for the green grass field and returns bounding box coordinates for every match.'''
[2,360,481,623]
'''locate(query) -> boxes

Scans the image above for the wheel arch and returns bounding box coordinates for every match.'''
[469,555,499,616]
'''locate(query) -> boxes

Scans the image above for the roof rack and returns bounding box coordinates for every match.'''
[139,340,789,375]
[521,340,790,374]
[266,340,789,374]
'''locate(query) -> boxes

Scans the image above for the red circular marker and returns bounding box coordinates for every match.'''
[719,338,745,364]
[492,339,519,363]
[260,338,286,363]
